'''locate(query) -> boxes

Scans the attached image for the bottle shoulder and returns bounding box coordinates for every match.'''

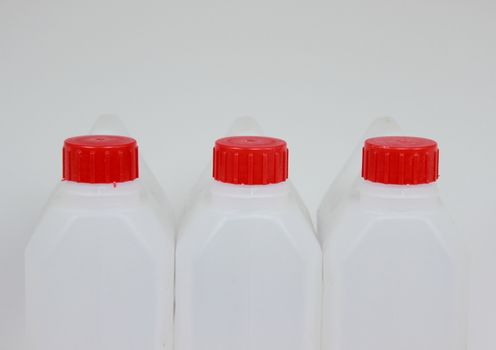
[178,183,320,256]
[180,183,312,229]
[27,180,174,258]
[40,180,172,219]
[319,193,464,264]
[319,182,451,238]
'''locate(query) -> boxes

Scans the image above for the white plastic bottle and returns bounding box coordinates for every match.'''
[320,136,467,350]
[25,135,175,350]
[175,136,322,350]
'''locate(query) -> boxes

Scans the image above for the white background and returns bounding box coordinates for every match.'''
[1,0,495,349]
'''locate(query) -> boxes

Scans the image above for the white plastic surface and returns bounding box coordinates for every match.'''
[25,179,175,350]
[319,180,467,350]
[175,180,322,350]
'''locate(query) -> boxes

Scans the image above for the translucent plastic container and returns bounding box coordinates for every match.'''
[175,136,322,350]
[25,135,175,350]
[320,136,467,350]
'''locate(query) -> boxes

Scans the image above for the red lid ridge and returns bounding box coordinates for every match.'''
[63,135,139,183]
[362,136,439,185]
[213,136,288,185]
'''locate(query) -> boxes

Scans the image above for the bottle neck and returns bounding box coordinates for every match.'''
[359,180,441,211]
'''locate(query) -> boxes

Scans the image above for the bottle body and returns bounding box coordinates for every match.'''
[320,181,467,350]
[25,180,175,350]
[175,181,322,350]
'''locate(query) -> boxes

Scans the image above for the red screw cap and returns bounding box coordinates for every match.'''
[213,136,288,185]
[362,136,439,185]
[63,135,139,184]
